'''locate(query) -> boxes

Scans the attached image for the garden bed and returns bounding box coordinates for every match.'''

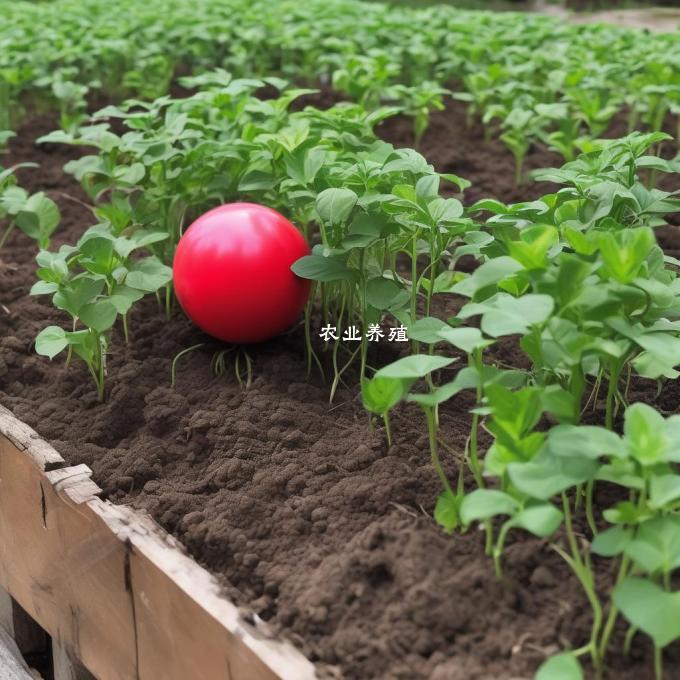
[0,406,315,680]
[1,99,680,680]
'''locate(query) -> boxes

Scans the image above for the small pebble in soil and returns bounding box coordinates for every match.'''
[530,565,556,588]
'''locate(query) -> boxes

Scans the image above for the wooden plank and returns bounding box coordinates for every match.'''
[52,639,95,680]
[0,405,318,680]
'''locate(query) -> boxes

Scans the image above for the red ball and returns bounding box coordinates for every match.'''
[173,202,311,344]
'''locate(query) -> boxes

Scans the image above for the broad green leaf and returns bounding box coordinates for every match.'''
[35,326,68,359]
[536,652,583,680]
[15,192,61,246]
[53,278,104,317]
[365,277,406,310]
[361,376,408,415]
[509,455,597,500]
[376,354,456,380]
[624,403,669,466]
[460,489,518,524]
[451,256,523,298]
[434,489,460,533]
[408,317,451,344]
[459,294,554,338]
[510,504,563,537]
[79,300,117,332]
[547,425,623,460]
[125,257,173,292]
[291,255,357,283]
[614,577,680,648]
[624,516,680,575]
[316,188,358,224]
[439,327,493,353]
[591,525,632,557]
[650,474,680,509]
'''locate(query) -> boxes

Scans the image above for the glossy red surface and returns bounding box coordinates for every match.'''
[173,202,311,344]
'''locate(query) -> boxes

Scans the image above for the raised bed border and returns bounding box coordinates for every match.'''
[0,405,318,680]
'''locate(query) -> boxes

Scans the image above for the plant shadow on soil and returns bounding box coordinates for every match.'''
[1,96,680,679]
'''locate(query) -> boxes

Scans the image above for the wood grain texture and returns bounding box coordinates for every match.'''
[0,405,318,680]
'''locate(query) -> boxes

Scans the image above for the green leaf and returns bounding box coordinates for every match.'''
[508,456,597,500]
[291,255,357,283]
[15,192,61,247]
[434,489,460,533]
[316,188,358,224]
[460,489,518,524]
[35,326,68,359]
[459,294,554,338]
[614,577,680,648]
[53,278,104,317]
[451,256,523,298]
[510,504,563,537]
[624,516,680,575]
[438,327,493,353]
[361,376,408,415]
[376,354,456,380]
[79,300,117,332]
[624,403,669,466]
[650,475,680,509]
[365,277,406,310]
[109,285,145,314]
[536,652,583,680]
[408,317,451,344]
[547,425,623,460]
[125,257,173,292]
[591,525,632,557]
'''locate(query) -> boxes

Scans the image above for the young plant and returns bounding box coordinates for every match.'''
[0,164,61,249]
[32,223,171,400]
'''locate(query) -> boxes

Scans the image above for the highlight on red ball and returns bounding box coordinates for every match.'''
[173,202,311,344]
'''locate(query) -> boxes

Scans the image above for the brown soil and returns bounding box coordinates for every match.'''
[2,100,680,680]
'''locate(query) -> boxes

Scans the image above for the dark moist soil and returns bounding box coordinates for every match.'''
[2,99,680,680]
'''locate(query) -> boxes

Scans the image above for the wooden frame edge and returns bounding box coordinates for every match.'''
[0,404,318,680]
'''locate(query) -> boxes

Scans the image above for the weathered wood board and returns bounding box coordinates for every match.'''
[0,405,318,680]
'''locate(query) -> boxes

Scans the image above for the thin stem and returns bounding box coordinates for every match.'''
[171,343,205,388]
[605,361,621,430]
[304,282,324,381]
[425,406,453,496]
[654,645,663,680]
[598,555,630,662]
[383,411,392,448]
[586,479,597,536]
[410,235,420,354]
[0,220,15,249]
[561,493,603,674]
[122,313,129,345]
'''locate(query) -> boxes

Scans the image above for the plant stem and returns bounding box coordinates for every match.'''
[598,555,630,663]
[0,220,15,249]
[122,313,129,344]
[425,406,453,496]
[654,645,663,680]
[623,626,637,656]
[561,493,603,675]
[605,361,621,430]
[467,349,485,488]
[585,478,597,536]
[304,282,324,381]
[383,411,392,448]
[170,343,204,388]
[411,235,420,354]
